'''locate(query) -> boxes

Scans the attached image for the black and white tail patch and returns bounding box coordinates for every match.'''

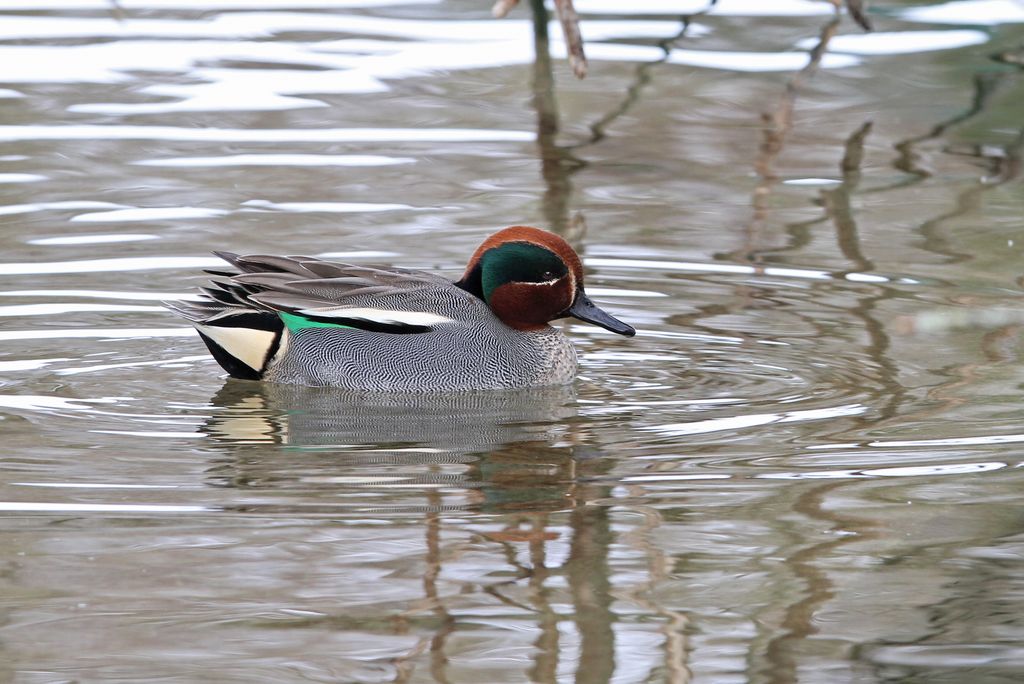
[194,311,283,380]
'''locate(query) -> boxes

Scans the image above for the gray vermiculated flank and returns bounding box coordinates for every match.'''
[265,288,579,391]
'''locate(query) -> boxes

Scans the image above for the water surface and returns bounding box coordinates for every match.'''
[2,1,1024,682]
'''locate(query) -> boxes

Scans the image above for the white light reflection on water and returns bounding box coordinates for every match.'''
[668,49,858,71]
[0,256,222,275]
[6,8,954,115]
[589,256,912,287]
[0,173,46,183]
[595,462,1012,485]
[0,125,535,142]
[758,461,1008,480]
[0,201,127,216]
[587,256,836,280]
[574,42,860,71]
[0,290,198,301]
[0,251,400,278]
[0,502,211,513]
[70,207,228,223]
[0,303,164,317]
[796,30,990,55]
[28,234,159,246]
[0,0,436,7]
[0,394,119,411]
[0,0,827,10]
[584,286,668,298]
[241,199,413,213]
[0,328,194,342]
[0,392,208,431]
[34,14,692,43]
[901,0,1024,25]
[136,154,415,167]
[867,643,1024,668]
[0,16,709,111]
[844,272,890,283]
[55,354,210,376]
[0,358,71,372]
[12,482,187,489]
[92,430,207,438]
[645,404,868,437]
[575,0,834,14]
[869,433,1024,448]
[622,474,732,482]
[784,177,842,185]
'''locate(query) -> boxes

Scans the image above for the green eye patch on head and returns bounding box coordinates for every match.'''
[479,242,570,303]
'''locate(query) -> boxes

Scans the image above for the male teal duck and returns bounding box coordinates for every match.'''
[168,226,634,391]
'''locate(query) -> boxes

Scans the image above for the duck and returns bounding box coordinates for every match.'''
[167,225,634,391]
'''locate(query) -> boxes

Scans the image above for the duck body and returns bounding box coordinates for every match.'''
[264,282,578,391]
[168,226,633,392]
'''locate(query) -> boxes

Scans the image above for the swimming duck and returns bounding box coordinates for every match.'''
[168,225,634,391]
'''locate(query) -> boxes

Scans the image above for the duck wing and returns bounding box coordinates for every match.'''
[166,253,474,380]
[174,253,468,335]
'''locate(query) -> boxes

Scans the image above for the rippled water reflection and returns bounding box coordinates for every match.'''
[2,0,1024,681]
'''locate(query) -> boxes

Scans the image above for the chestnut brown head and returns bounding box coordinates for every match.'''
[455,226,635,336]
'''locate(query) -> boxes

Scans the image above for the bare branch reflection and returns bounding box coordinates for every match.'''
[741,13,841,263]
[568,500,615,684]
[529,1,709,233]
[527,514,561,683]
[890,73,1004,189]
[621,504,693,683]
[530,0,583,234]
[758,481,879,683]
[821,121,907,426]
[425,489,455,684]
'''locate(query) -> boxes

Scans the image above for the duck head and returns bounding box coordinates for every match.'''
[455,226,635,336]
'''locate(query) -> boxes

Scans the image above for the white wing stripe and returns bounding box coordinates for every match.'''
[297,308,452,327]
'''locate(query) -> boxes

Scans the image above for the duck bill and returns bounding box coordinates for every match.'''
[567,292,635,337]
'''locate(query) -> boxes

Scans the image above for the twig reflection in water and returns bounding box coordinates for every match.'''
[528,0,710,234]
[741,13,841,263]
[757,480,879,684]
[501,0,872,80]
[698,9,898,680]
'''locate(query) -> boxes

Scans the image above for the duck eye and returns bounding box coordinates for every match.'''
[542,270,555,280]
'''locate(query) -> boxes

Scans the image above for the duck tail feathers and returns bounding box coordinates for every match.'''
[166,301,283,380]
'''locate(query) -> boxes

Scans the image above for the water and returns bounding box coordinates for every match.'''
[2,0,1024,681]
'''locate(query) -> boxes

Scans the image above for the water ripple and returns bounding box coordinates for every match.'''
[796,29,989,55]
[0,125,534,142]
[0,256,222,275]
[136,154,415,167]
[642,403,868,438]
[70,207,227,223]
[0,502,211,513]
[0,200,126,216]
[0,303,163,317]
[0,328,194,341]
[901,0,1024,25]
[241,199,412,214]
[28,234,158,246]
[0,173,46,183]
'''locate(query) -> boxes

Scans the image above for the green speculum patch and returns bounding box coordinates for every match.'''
[279,311,354,332]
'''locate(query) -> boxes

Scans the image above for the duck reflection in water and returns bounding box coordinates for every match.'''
[200,380,600,513]
[198,380,631,682]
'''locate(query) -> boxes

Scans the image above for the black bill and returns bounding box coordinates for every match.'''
[566,292,635,336]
